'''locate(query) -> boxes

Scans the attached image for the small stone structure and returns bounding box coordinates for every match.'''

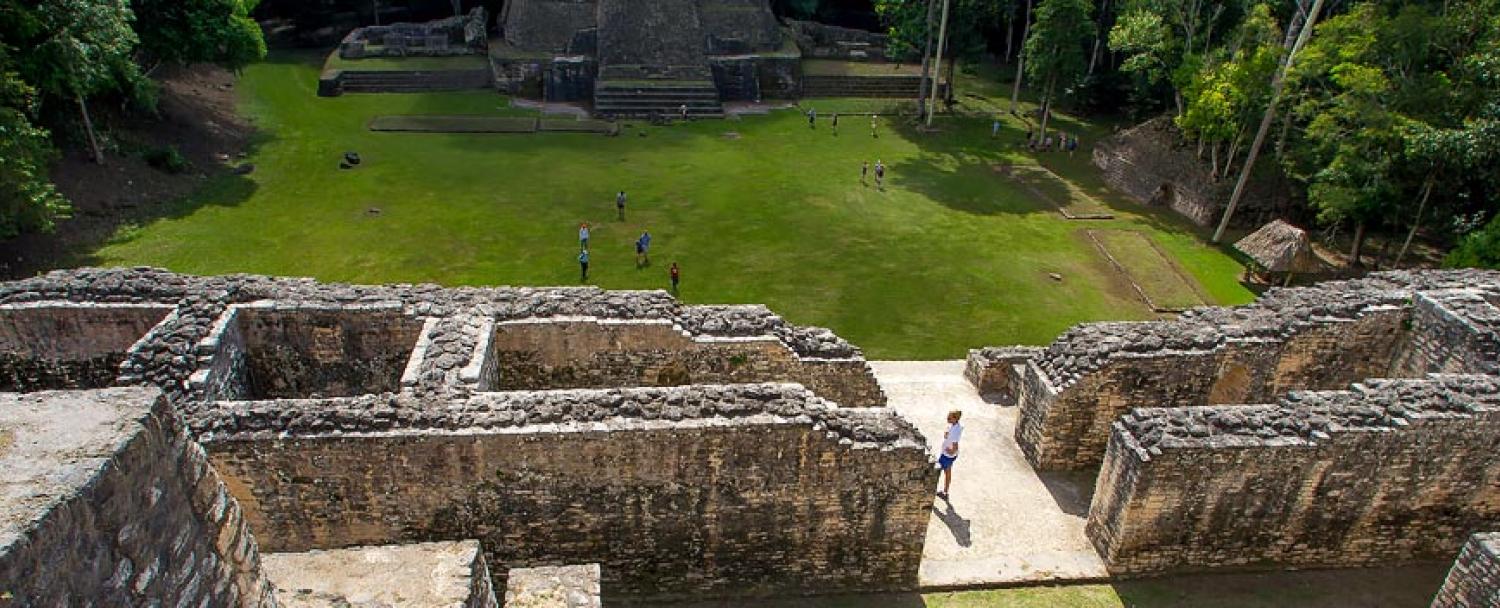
[1092,117,1297,228]
[504,564,603,608]
[0,268,928,604]
[262,541,498,607]
[967,269,1500,576]
[1433,532,1500,608]
[339,8,490,59]
[0,388,275,606]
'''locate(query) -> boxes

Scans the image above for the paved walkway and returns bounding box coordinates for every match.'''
[870,361,1109,589]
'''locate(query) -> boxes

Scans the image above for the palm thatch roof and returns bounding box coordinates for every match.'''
[1234,219,1320,273]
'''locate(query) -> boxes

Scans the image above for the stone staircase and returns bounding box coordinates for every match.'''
[593,80,725,119]
[801,74,926,98]
[335,69,494,94]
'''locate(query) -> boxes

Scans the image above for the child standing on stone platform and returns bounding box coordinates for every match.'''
[937,410,963,500]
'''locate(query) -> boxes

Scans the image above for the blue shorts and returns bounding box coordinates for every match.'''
[938,454,957,470]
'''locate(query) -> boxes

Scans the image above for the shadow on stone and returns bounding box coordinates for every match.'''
[1037,469,1098,518]
[932,500,972,548]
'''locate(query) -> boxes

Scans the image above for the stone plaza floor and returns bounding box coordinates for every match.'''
[871,361,1111,589]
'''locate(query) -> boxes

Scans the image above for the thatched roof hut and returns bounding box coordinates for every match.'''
[1235,219,1320,273]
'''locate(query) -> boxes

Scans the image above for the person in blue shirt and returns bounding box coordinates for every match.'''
[578,223,589,249]
[578,249,589,281]
[636,230,652,267]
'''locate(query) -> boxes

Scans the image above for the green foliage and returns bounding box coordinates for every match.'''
[1445,214,1500,269]
[1023,0,1093,91]
[143,145,187,174]
[875,0,1009,62]
[1108,0,1246,110]
[8,0,143,101]
[132,0,268,70]
[0,65,70,238]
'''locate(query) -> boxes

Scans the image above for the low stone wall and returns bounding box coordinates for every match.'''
[789,20,888,61]
[196,384,935,602]
[0,388,275,606]
[1396,289,1500,377]
[1087,375,1500,575]
[0,302,172,392]
[1013,271,1500,470]
[482,318,884,407]
[338,8,488,59]
[964,346,1043,404]
[1433,532,1500,608]
[262,541,498,608]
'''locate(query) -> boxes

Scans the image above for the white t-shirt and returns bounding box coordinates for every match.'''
[942,422,963,456]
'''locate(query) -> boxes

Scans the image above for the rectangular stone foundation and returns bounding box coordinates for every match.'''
[1087,377,1500,575]
[0,388,274,606]
[0,303,172,392]
[194,303,425,400]
[262,540,498,607]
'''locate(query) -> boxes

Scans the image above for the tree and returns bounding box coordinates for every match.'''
[131,0,267,72]
[1446,214,1500,269]
[1023,0,1093,136]
[0,62,70,238]
[1109,0,1244,115]
[9,0,143,164]
[1176,4,1281,179]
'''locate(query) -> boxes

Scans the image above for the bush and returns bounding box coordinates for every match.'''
[1444,214,1500,269]
[144,145,188,174]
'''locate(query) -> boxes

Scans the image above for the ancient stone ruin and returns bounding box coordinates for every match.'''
[339,8,491,59]
[0,268,930,605]
[5,266,1499,605]
[968,269,1500,592]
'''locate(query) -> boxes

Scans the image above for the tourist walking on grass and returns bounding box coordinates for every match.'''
[870,114,878,138]
[680,104,689,121]
[578,223,590,249]
[992,118,1001,138]
[616,191,627,220]
[874,160,885,189]
[669,262,680,294]
[578,249,590,282]
[861,161,869,185]
[636,230,652,267]
[937,410,963,500]
[832,112,839,134]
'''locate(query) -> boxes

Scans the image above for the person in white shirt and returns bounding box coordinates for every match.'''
[937,410,963,500]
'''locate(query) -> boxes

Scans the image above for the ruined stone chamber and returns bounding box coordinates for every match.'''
[967,270,1500,579]
[0,268,929,604]
[494,0,800,116]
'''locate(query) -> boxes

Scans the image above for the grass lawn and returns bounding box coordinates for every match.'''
[84,52,1254,359]
[1089,229,1208,311]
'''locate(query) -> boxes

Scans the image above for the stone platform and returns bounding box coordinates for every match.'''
[873,361,1109,589]
[262,540,498,607]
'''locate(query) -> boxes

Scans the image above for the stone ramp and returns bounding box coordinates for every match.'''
[871,360,1109,589]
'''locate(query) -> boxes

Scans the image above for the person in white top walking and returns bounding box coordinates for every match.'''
[937,410,963,500]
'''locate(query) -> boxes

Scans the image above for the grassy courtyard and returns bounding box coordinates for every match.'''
[87,53,1254,359]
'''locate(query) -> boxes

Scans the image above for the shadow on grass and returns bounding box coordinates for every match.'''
[884,118,1055,217]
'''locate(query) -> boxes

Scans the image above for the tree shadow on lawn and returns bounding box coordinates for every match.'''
[885,120,1057,217]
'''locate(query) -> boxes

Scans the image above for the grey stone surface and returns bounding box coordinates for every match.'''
[263,540,498,607]
[504,564,601,608]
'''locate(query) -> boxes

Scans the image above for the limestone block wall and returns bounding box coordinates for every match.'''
[965,346,1043,404]
[261,541,498,608]
[1433,532,1500,608]
[0,302,172,392]
[1086,376,1500,575]
[194,384,934,602]
[1396,290,1500,377]
[481,318,884,407]
[1014,271,1498,470]
[0,388,275,606]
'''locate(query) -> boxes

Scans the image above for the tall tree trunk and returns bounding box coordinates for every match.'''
[945,50,957,104]
[1274,107,1295,158]
[1037,76,1057,136]
[1349,221,1367,267]
[1210,143,1220,181]
[1088,0,1111,76]
[1212,0,1326,243]
[76,92,103,165]
[1010,0,1034,114]
[1005,4,1016,62]
[926,0,952,127]
[372,0,381,25]
[917,0,938,119]
[1396,174,1435,266]
[1223,125,1247,176]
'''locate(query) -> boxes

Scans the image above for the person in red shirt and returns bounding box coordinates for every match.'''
[669,262,681,294]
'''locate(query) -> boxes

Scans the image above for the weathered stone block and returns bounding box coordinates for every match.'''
[263,540,498,607]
